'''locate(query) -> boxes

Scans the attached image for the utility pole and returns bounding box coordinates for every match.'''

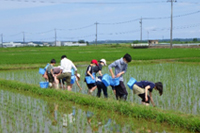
[22,32,25,44]
[167,0,177,49]
[95,22,98,46]
[54,28,57,46]
[139,17,142,42]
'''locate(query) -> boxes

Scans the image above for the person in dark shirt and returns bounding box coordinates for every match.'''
[96,76,108,98]
[133,81,163,106]
[85,60,98,94]
[93,59,107,76]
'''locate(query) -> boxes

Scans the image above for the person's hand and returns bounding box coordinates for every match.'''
[116,73,121,78]
[111,74,115,78]
[145,97,148,102]
[91,76,94,80]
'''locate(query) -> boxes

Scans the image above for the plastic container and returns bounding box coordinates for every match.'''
[44,63,49,71]
[39,82,49,88]
[71,69,75,76]
[110,77,120,86]
[127,77,137,90]
[70,75,76,84]
[39,68,45,75]
[102,74,111,87]
[85,73,96,84]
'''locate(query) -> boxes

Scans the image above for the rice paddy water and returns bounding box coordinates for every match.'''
[0,63,199,115]
[0,88,190,133]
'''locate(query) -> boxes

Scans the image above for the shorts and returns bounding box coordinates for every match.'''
[132,84,145,95]
[86,83,96,90]
[47,73,54,83]
[57,72,71,85]
[138,93,150,103]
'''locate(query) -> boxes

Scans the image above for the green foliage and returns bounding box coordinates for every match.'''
[0,46,199,66]
[0,78,200,132]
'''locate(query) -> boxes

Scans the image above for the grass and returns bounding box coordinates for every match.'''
[0,46,199,66]
[0,78,199,132]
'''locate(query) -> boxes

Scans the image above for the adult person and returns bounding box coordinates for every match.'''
[132,81,163,106]
[108,53,132,101]
[55,55,77,91]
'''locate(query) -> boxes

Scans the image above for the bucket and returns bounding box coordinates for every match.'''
[102,74,110,87]
[39,68,45,75]
[70,75,76,84]
[44,63,49,71]
[39,82,49,88]
[127,77,137,90]
[85,73,95,84]
[71,69,75,76]
[110,77,120,86]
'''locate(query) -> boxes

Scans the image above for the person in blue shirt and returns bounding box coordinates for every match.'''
[133,81,163,106]
[108,53,132,101]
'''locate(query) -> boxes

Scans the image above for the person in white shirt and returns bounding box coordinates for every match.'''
[55,55,77,91]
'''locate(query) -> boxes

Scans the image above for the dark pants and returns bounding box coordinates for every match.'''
[138,93,150,103]
[114,81,128,101]
[96,81,108,98]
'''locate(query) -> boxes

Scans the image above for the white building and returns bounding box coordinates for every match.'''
[2,42,24,47]
[63,42,87,46]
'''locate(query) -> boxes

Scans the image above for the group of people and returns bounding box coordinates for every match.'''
[43,53,163,106]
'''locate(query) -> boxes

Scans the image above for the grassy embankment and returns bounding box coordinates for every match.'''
[0,78,199,132]
[0,45,199,70]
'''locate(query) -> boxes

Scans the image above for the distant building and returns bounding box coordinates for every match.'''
[27,42,38,47]
[2,42,24,47]
[148,40,159,45]
[62,42,87,46]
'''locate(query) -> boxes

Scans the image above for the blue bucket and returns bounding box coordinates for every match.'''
[85,73,95,84]
[102,74,110,87]
[44,63,49,71]
[127,77,137,90]
[40,82,49,88]
[39,68,45,75]
[110,77,120,86]
[70,75,76,84]
[71,69,75,76]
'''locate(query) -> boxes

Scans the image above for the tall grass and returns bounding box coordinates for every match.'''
[0,63,199,115]
[0,78,199,132]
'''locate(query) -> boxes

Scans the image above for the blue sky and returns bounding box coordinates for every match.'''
[0,0,200,42]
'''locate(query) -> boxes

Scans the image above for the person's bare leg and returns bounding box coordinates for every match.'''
[67,85,72,91]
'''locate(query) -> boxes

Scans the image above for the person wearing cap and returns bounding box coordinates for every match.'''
[55,55,77,91]
[93,59,107,76]
[108,53,132,101]
[132,81,163,107]
[85,59,98,94]
[69,73,82,91]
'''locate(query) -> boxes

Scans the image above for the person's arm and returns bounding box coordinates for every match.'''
[108,61,118,78]
[149,92,156,107]
[50,69,54,77]
[98,70,103,76]
[145,85,150,102]
[75,80,82,90]
[116,71,125,78]
[87,71,94,79]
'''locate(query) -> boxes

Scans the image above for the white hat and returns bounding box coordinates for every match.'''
[77,73,81,78]
[100,59,107,66]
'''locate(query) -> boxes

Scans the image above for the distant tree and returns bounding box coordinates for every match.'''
[78,40,85,43]
[86,41,89,45]
[133,40,139,44]
[193,38,197,42]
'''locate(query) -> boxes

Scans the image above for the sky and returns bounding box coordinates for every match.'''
[0,0,200,42]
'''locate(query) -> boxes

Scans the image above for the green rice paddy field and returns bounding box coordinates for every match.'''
[0,45,200,132]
